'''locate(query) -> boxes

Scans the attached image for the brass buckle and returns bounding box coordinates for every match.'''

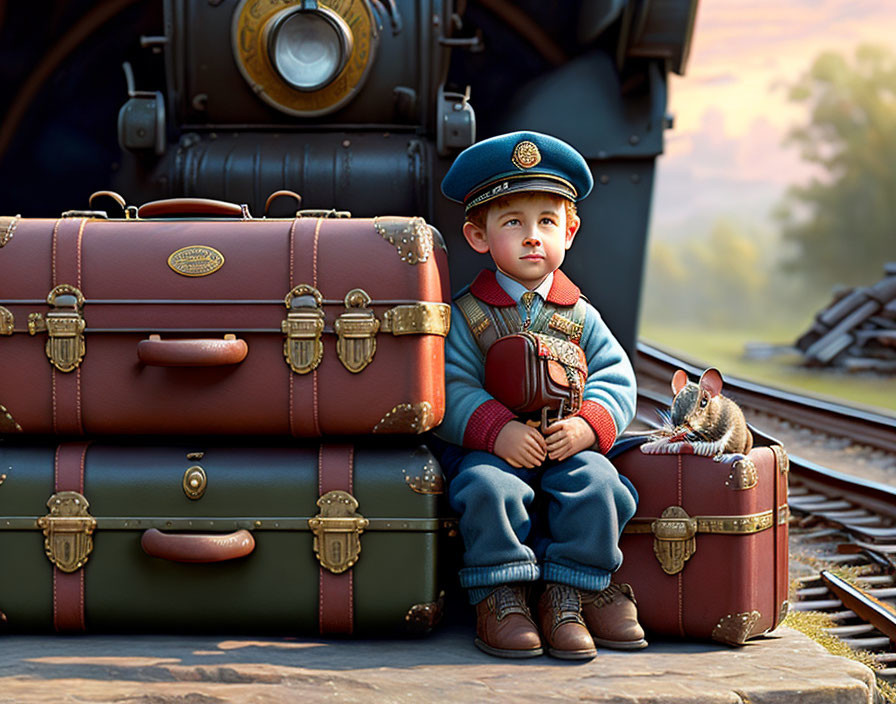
[282,284,325,374]
[308,490,369,574]
[651,506,697,575]
[335,288,380,373]
[28,285,86,372]
[37,491,97,573]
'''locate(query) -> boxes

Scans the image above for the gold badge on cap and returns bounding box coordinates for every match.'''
[512,141,541,169]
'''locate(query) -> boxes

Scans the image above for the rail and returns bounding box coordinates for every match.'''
[636,341,896,454]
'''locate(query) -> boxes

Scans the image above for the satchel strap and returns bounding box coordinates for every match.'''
[456,293,499,355]
[546,298,586,344]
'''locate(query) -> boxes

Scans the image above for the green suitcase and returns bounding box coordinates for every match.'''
[0,440,446,635]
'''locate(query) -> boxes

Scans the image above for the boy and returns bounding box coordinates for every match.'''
[435,131,644,660]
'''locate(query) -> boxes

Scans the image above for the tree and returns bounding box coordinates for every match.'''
[642,219,768,329]
[776,45,896,293]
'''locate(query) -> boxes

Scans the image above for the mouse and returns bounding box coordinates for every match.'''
[665,367,753,457]
[639,367,753,459]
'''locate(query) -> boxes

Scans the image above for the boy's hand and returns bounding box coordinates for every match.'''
[494,420,548,469]
[544,417,597,462]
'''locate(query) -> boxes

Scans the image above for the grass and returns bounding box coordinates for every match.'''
[639,322,896,416]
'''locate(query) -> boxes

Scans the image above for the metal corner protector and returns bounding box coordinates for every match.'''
[374,217,434,265]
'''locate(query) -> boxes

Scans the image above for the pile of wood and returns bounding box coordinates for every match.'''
[795,263,896,372]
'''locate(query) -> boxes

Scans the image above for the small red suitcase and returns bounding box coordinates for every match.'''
[0,199,449,436]
[613,441,789,645]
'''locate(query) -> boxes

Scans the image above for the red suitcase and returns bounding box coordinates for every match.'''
[613,441,789,645]
[0,199,450,436]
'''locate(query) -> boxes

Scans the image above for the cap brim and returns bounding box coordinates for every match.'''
[464,174,577,212]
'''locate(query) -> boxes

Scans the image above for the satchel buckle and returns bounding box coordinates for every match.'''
[651,506,697,575]
[282,284,325,374]
[28,285,86,372]
[539,400,566,433]
[335,288,380,373]
[37,491,97,573]
[309,490,369,574]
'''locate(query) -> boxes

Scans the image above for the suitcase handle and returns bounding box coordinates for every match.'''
[141,528,256,563]
[137,198,249,219]
[137,334,249,366]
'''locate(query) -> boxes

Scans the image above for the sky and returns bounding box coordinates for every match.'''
[651,0,896,237]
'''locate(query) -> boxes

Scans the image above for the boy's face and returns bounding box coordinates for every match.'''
[462,193,580,290]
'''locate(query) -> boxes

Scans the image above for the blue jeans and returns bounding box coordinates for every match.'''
[445,449,638,603]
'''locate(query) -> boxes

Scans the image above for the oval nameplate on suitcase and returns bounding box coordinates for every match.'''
[167,245,225,277]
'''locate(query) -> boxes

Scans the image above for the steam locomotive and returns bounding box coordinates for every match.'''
[0,0,697,353]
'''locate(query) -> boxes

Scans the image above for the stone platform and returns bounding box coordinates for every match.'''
[0,624,876,703]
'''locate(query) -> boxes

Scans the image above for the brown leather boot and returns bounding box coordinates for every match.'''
[537,583,597,660]
[580,582,648,650]
[474,585,543,658]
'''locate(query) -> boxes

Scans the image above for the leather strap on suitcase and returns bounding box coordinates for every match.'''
[52,441,90,632]
[318,443,355,635]
[51,218,87,435]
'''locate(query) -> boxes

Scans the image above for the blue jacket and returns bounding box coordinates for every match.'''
[434,269,636,454]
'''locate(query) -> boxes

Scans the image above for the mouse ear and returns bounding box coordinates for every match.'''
[671,369,689,395]
[699,368,724,397]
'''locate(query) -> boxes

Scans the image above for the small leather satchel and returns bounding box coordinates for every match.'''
[484,331,588,427]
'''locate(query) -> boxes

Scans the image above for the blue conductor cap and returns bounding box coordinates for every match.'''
[441,131,594,212]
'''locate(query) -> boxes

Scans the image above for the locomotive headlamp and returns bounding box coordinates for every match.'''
[266,7,353,92]
[233,0,378,117]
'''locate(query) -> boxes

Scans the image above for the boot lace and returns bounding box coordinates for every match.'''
[581,582,637,608]
[547,584,584,626]
[490,585,532,621]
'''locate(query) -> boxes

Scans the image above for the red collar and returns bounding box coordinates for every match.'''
[468,269,581,307]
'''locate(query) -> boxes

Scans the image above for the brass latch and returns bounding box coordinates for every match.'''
[335,288,380,373]
[282,284,325,374]
[182,466,208,500]
[625,506,776,575]
[0,306,13,335]
[37,491,97,573]
[651,507,697,575]
[308,490,369,574]
[28,285,86,372]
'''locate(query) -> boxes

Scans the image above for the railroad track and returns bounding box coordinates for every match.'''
[635,342,896,698]
[788,477,896,692]
[636,342,896,454]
